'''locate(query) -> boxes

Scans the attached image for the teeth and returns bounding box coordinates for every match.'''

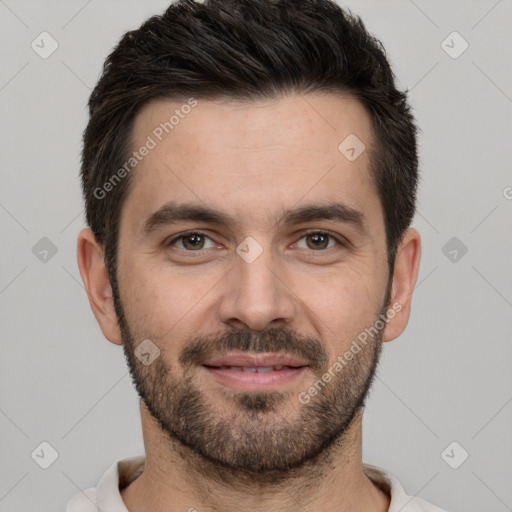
[255,366,274,373]
[225,366,286,372]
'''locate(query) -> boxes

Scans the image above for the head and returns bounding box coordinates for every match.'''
[77,0,421,479]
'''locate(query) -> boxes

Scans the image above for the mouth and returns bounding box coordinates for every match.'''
[201,353,309,390]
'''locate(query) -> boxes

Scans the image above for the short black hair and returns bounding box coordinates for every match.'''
[80,0,419,312]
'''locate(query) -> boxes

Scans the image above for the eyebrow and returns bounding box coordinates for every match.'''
[141,201,369,237]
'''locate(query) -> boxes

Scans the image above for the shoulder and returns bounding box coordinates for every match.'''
[64,455,145,511]
[65,487,98,512]
[402,494,452,512]
[363,463,452,512]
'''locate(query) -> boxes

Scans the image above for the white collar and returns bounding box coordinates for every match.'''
[66,456,448,512]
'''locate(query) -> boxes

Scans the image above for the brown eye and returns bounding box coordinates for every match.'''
[305,233,330,250]
[296,231,340,251]
[182,233,205,250]
[167,232,215,251]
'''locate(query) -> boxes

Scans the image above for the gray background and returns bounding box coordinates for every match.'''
[1,0,511,511]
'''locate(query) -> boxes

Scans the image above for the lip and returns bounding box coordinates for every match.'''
[202,352,309,368]
[201,365,309,391]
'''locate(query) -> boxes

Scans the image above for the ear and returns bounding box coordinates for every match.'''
[77,228,122,345]
[382,228,421,343]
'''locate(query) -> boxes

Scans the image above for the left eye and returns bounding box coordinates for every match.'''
[295,232,339,251]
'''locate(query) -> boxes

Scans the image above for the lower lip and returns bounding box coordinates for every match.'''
[201,365,308,390]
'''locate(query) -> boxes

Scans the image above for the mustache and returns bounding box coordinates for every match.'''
[179,327,329,373]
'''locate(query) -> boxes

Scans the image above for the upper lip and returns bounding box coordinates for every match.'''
[202,353,309,368]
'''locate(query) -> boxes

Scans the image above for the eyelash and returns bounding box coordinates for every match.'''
[165,230,347,253]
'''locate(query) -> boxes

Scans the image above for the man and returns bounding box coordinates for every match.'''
[69,0,449,510]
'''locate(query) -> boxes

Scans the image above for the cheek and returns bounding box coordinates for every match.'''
[295,266,382,342]
[119,259,222,337]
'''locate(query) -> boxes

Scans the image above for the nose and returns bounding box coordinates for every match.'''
[218,241,296,332]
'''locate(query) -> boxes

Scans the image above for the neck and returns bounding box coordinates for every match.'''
[121,402,390,512]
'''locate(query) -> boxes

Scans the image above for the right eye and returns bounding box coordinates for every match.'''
[165,231,217,251]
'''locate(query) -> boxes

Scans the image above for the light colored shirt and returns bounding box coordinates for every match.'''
[65,456,450,511]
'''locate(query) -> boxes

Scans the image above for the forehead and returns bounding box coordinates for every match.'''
[122,92,381,235]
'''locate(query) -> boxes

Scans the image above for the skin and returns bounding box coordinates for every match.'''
[77,92,421,512]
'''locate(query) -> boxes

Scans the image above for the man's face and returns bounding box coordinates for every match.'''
[114,93,391,476]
